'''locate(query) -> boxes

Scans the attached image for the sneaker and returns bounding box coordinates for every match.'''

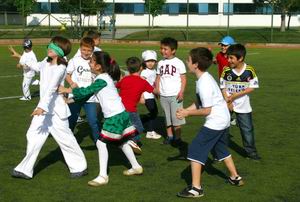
[123,167,143,176]
[31,79,40,86]
[70,169,88,178]
[162,136,173,145]
[146,131,162,139]
[230,118,237,126]
[127,140,142,155]
[76,116,85,123]
[228,176,244,186]
[88,175,109,186]
[11,170,31,180]
[19,96,31,101]
[177,185,204,198]
[247,153,261,161]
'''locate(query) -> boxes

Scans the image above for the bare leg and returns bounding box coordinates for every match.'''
[174,126,181,139]
[191,161,203,188]
[223,156,238,177]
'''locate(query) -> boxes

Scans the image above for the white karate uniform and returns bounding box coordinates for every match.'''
[14,58,87,178]
[19,50,37,98]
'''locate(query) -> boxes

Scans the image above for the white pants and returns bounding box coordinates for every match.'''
[22,76,33,98]
[14,113,87,178]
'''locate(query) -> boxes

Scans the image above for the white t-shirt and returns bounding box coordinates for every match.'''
[73,46,102,58]
[220,63,259,113]
[157,57,186,96]
[196,72,230,130]
[67,56,96,102]
[19,50,37,77]
[141,68,156,99]
[94,73,125,118]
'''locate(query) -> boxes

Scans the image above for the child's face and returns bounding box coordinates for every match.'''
[47,48,57,58]
[227,55,243,68]
[144,60,156,70]
[89,56,101,74]
[80,45,93,60]
[93,37,101,46]
[220,44,229,54]
[160,45,175,59]
[186,56,197,73]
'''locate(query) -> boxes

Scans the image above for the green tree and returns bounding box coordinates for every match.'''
[14,0,37,16]
[144,0,166,27]
[254,0,300,32]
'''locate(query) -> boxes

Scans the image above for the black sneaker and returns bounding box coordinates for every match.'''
[247,153,261,161]
[177,185,204,198]
[11,170,31,180]
[228,176,244,186]
[162,136,173,145]
[70,169,88,178]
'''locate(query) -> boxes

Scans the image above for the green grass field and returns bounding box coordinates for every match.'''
[0,43,300,201]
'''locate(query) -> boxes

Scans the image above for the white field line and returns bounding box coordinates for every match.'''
[0,74,22,78]
[248,52,260,55]
[0,95,22,100]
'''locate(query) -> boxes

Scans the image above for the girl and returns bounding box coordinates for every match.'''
[140,50,161,139]
[12,36,87,179]
[59,51,143,186]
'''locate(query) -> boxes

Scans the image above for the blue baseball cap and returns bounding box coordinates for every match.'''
[219,36,235,46]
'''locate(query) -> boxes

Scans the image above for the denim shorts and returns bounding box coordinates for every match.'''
[188,127,231,165]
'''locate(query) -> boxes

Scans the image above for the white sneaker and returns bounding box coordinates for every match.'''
[77,116,85,123]
[19,96,31,101]
[230,119,237,126]
[88,175,109,187]
[31,79,40,86]
[127,140,142,155]
[146,131,162,139]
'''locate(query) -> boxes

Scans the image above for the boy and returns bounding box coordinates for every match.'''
[116,57,155,154]
[9,39,38,101]
[74,30,101,57]
[65,37,100,143]
[176,47,243,198]
[220,44,260,160]
[156,37,186,145]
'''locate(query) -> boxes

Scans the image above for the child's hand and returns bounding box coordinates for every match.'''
[31,108,45,116]
[227,102,234,111]
[16,64,22,69]
[58,85,72,94]
[70,82,78,89]
[176,108,188,119]
[139,95,145,104]
[8,46,21,58]
[176,91,184,102]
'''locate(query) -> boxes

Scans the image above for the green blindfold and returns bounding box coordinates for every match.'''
[47,42,64,57]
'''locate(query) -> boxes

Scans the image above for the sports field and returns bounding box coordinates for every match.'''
[0,43,299,201]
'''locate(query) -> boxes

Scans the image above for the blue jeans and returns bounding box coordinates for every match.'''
[128,112,144,142]
[68,102,100,143]
[235,112,258,155]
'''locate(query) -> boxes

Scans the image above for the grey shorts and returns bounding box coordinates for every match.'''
[160,95,186,127]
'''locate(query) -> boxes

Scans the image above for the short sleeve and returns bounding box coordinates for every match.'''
[66,58,75,74]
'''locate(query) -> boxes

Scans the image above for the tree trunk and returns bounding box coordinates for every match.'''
[280,13,286,32]
[287,13,291,30]
[151,16,154,29]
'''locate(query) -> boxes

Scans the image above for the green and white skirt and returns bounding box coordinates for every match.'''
[99,111,137,144]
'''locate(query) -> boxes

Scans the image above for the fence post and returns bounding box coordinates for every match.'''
[4,11,8,25]
[186,0,189,41]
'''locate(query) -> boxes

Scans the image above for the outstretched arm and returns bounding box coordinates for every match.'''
[8,46,21,59]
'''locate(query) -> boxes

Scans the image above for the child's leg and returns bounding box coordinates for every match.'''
[96,140,108,177]
[160,96,173,138]
[191,161,203,188]
[83,102,101,143]
[14,115,50,178]
[128,112,144,142]
[50,115,87,173]
[22,76,33,98]
[145,98,158,132]
[68,103,82,131]
[235,112,258,157]
[170,96,185,140]
[120,142,142,169]
[223,157,238,177]
[174,125,182,140]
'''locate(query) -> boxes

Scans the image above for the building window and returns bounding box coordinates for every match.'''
[115,3,133,14]
[134,3,144,14]
[223,3,233,14]
[169,3,179,15]
[198,3,209,14]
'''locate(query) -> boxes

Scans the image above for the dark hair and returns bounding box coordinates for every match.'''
[160,37,178,50]
[226,44,246,61]
[189,47,213,71]
[126,57,142,74]
[80,37,95,49]
[93,51,120,81]
[86,30,101,39]
[47,36,71,66]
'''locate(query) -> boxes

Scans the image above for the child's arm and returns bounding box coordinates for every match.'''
[229,88,254,102]
[176,103,211,120]
[177,74,186,102]
[154,75,161,95]
[8,46,21,59]
[65,73,78,89]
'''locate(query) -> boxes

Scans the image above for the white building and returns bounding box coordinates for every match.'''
[28,0,300,27]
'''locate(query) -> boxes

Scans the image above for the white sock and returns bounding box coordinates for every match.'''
[96,140,108,177]
[120,142,141,169]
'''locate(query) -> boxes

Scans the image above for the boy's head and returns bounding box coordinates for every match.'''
[80,37,95,59]
[126,57,142,74]
[188,47,213,72]
[219,36,235,54]
[160,37,177,59]
[23,39,32,51]
[226,44,246,68]
[86,30,101,46]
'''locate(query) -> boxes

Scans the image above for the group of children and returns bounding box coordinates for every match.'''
[9,33,261,198]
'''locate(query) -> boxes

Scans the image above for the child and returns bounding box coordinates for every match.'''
[116,57,155,153]
[215,36,235,78]
[156,37,186,145]
[9,39,38,101]
[11,36,87,179]
[176,47,243,198]
[65,37,100,143]
[59,51,143,186]
[74,30,101,57]
[220,44,261,160]
[140,50,161,139]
